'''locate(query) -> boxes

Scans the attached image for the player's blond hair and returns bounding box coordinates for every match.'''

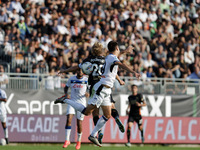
[91,42,103,56]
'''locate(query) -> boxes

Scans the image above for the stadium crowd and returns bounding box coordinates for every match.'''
[0,0,199,81]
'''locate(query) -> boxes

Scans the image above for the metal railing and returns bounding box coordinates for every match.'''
[1,73,199,95]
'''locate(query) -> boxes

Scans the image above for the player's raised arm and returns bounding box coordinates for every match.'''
[58,65,80,75]
[120,46,134,55]
[115,61,141,79]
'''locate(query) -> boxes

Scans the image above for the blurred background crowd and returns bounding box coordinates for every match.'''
[0,0,199,82]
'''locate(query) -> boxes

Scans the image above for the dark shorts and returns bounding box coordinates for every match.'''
[128,115,142,126]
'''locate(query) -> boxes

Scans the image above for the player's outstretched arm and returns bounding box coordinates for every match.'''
[58,65,80,75]
[115,61,141,79]
[120,46,133,55]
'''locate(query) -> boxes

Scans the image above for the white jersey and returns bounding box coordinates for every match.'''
[100,54,120,88]
[0,89,7,115]
[66,76,88,105]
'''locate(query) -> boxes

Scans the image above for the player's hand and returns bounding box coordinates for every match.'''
[136,102,141,107]
[125,46,134,54]
[119,80,125,85]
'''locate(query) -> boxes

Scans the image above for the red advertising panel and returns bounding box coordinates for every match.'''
[0,115,200,144]
[81,116,200,144]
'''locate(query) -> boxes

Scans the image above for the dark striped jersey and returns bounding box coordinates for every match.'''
[128,94,144,117]
[82,55,105,86]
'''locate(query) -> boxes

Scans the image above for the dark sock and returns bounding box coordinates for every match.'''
[141,129,144,138]
[111,109,119,119]
[93,116,99,126]
[5,138,9,144]
[127,127,131,143]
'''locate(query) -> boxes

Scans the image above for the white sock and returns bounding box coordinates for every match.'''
[4,127,8,138]
[77,132,82,142]
[65,126,71,141]
[90,116,108,137]
[64,99,86,113]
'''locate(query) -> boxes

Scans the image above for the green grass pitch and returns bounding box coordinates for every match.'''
[1,144,200,150]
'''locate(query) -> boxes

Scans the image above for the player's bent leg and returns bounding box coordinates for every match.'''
[92,108,100,125]
[54,95,66,104]
[111,108,125,133]
[56,98,87,115]
[83,104,97,116]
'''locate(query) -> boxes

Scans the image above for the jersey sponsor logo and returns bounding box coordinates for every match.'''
[72,83,83,88]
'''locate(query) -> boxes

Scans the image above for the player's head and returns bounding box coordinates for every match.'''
[76,68,84,78]
[131,84,138,94]
[107,41,120,55]
[91,42,103,56]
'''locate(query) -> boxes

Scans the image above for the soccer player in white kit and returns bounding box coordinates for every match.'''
[0,88,9,144]
[61,69,88,149]
[55,41,140,146]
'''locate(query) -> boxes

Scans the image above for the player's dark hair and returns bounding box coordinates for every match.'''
[131,84,137,89]
[108,41,118,52]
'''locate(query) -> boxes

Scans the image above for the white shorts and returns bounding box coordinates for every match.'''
[0,114,6,123]
[66,104,85,121]
[88,82,112,108]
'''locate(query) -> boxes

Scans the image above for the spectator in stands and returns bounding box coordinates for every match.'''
[0,8,8,25]
[155,45,167,64]
[40,8,51,24]
[171,56,181,78]
[184,44,195,65]
[0,65,9,89]
[0,0,198,82]
[2,35,13,61]
[9,8,19,23]
[16,16,30,40]
[57,19,70,35]
[21,38,30,54]
[10,0,25,14]
[187,66,200,80]
[35,48,44,63]
[143,53,158,69]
